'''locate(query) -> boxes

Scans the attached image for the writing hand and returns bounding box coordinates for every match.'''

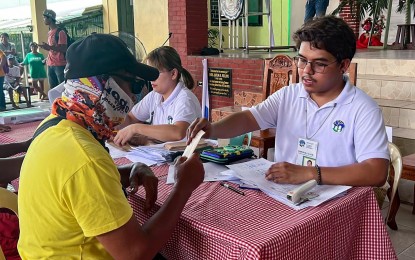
[265,162,315,184]
[113,124,139,146]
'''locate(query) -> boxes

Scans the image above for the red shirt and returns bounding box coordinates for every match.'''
[46,28,67,66]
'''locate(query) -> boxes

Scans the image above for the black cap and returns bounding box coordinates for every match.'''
[64,33,159,81]
[43,9,56,21]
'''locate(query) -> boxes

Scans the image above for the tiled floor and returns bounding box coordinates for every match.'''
[381,202,415,259]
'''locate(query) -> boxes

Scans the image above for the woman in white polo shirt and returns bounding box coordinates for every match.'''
[113,46,201,146]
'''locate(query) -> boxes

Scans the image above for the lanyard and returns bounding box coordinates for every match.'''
[305,102,337,139]
[149,111,154,125]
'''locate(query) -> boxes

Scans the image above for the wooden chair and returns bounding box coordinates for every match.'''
[0,187,18,260]
[262,54,299,99]
[251,55,298,158]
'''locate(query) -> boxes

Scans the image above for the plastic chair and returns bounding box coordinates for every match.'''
[229,132,252,147]
[386,142,403,230]
[0,187,18,260]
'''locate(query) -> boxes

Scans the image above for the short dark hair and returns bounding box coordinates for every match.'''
[1,33,9,38]
[292,16,356,62]
[29,42,38,47]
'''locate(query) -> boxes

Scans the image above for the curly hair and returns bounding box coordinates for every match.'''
[292,16,356,62]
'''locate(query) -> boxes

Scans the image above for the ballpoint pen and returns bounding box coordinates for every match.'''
[220,182,245,196]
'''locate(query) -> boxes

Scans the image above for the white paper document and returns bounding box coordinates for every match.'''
[226,158,352,210]
[106,142,130,159]
[183,130,205,158]
[166,162,239,184]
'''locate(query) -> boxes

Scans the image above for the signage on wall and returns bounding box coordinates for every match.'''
[208,68,232,97]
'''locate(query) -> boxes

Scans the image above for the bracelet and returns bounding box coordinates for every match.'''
[315,164,322,185]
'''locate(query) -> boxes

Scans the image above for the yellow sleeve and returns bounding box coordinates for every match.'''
[61,158,133,237]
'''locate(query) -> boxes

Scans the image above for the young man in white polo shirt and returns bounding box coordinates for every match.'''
[187,16,389,187]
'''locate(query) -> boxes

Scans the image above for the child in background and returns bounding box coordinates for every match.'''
[20,42,48,101]
[4,55,31,109]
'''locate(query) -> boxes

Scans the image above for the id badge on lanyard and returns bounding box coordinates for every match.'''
[295,138,318,166]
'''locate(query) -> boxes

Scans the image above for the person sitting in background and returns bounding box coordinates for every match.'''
[188,16,389,187]
[4,55,31,109]
[17,33,205,259]
[113,46,202,146]
[21,42,48,101]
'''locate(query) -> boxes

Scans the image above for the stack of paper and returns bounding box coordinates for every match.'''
[126,146,180,165]
[226,158,352,210]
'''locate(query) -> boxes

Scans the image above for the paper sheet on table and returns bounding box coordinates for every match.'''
[125,154,158,166]
[106,141,130,159]
[226,158,352,210]
[127,145,181,164]
[166,162,239,184]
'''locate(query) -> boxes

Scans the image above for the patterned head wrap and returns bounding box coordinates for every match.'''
[52,76,133,141]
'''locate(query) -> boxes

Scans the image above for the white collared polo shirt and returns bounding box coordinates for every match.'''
[130,81,202,125]
[250,78,389,166]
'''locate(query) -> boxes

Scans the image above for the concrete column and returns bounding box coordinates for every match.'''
[168,0,208,57]
[30,0,49,91]
[30,0,48,57]
[102,0,119,33]
[134,0,169,53]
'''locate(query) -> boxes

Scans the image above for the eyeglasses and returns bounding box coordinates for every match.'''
[293,56,338,74]
[109,73,147,95]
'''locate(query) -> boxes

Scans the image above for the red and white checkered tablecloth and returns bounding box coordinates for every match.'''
[0,120,41,143]
[129,165,397,260]
[1,122,397,259]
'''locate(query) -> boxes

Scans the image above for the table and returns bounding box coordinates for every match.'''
[401,154,415,214]
[129,165,397,260]
[1,121,397,259]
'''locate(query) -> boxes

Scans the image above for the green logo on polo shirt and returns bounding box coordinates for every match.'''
[333,120,345,133]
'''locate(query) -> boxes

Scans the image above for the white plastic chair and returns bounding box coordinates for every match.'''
[0,187,18,259]
[386,142,403,230]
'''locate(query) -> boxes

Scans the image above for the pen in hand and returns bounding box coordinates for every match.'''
[220,182,245,196]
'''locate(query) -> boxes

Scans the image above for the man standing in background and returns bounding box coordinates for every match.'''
[0,33,17,57]
[39,9,67,90]
[304,0,330,23]
[0,49,6,111]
